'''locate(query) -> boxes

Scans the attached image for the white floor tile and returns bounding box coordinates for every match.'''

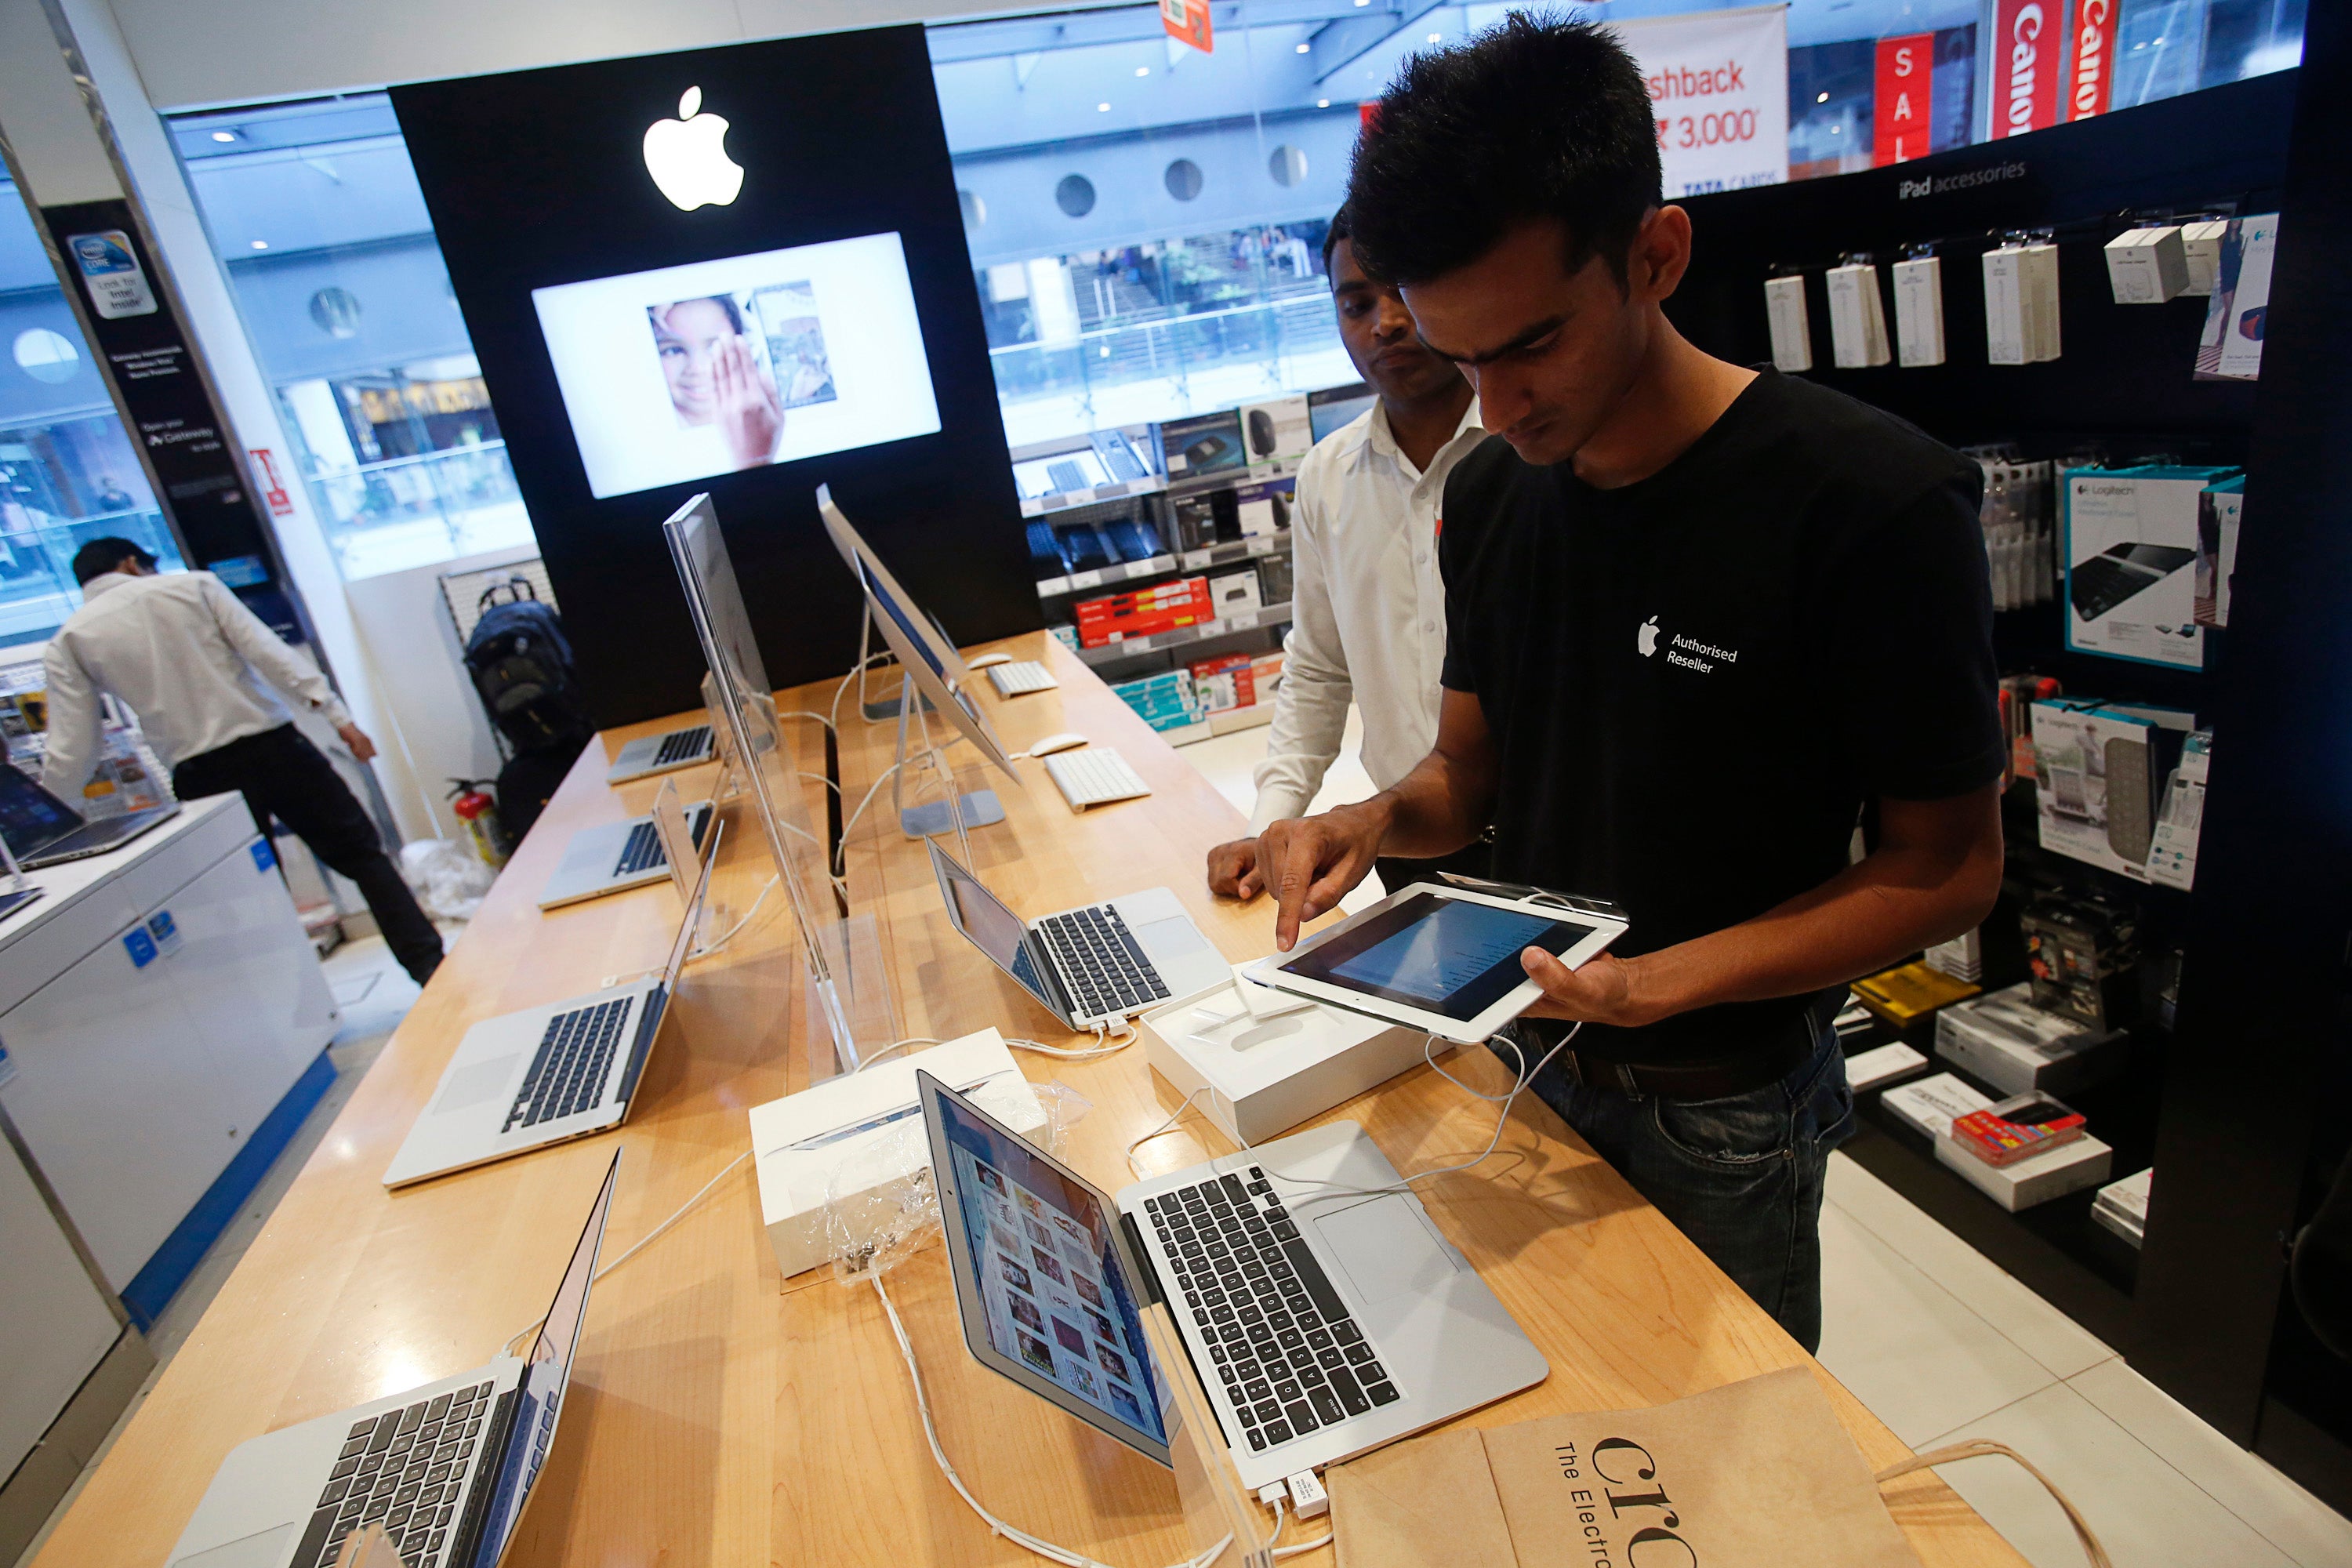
[1814,1203,2061,1446]
[1922,1382,2299,1568]
[2069,1359,2352,1568]
[1827,1152,2118,1380]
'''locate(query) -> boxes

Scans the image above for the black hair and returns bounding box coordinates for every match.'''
[72,536,155,586]
[648,294,746,335]
[1345,13,1663,289]
[1320,203,1353,278]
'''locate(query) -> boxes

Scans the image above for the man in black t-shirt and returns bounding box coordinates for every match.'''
[1253,18,2005,1352]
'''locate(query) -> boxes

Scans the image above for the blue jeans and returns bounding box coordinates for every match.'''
[1518,1012,1855,1353]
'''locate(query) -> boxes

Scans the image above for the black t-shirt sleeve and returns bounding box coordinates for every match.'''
[1822,475,2006,800]
[1438,448,1492,694]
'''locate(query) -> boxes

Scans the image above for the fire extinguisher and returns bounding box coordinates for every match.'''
[447,779,511,868]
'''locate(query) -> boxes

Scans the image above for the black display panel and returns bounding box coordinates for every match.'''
[392,29,1036,728]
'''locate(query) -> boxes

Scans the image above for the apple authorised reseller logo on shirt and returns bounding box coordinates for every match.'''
[643,87,745,211]
[1637,615,1660,657]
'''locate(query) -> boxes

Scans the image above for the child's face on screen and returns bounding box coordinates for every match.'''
[652,297,740,424]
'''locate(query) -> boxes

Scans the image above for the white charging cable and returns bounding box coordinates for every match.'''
[689,874,779,959]
[1010,1018,1136,1062]
[872,1272,1232,1568]
[1262,1495,1333,1560]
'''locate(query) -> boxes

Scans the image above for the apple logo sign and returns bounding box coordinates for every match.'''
[1636,616,1659,657]
[643,86,744,211]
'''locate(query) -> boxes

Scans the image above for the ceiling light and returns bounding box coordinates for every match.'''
[1355,0,1369,6]
[1135,65,1150,76]
[1817,91,1830,102]
[1427,31,1443,43]
[211,130,237,143]
[1296,42,1311,53]
[1098,101,1111,111]
[250,239,269,249]
[1317,98,1330,107]
[1830,125,1842,134]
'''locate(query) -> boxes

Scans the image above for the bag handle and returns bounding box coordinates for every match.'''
[1875,1439,2111,1568]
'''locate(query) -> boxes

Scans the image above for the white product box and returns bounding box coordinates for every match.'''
[1764,274,1812,372]
[1825,262,1891,368]
[1846,1041,1929,1094]
[1983,242,2061,364]
[2145,730,2211,890]
[1138,969,1431,1145]
[1207,569,1264,616]
[1936,1129,2112,1210]
[1239,395,1313,464]
[2194,479,2243,629]
[2216,214,2278,381]
[2063,466,2224,669]
[2103,225,2190,303]
[1882,1072,1994,1140]
[749,1029,1046,1279]
[2180,220,2230,295]
[1924,927,1983,982]
[1934,982,2128,1097]
[1891,256,1946,366]
[2030,698,2164,880]
[2091,1167,2153,1245]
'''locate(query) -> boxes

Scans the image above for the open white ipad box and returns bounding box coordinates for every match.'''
[1136,966,1439,1146]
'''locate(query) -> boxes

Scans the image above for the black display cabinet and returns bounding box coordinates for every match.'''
[1663,43,2349,1511]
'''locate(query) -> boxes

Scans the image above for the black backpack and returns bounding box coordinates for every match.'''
[463,583,593,753]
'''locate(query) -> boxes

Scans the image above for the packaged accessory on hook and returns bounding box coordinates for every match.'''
[822,1074,1094,1286]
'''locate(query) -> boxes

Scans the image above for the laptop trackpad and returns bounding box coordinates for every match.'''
[1134,915,1211,960]
[171,1522,297,1568]
[1313,1195,1460,1305]
[437,1054,521,1115]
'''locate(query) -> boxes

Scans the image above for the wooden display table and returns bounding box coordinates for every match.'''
[32,633,2025,1568]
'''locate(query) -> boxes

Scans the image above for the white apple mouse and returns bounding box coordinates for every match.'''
[967,652,1013,669]
[1026,732,1088,757]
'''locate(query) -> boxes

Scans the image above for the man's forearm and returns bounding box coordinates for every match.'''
[1356,747,1489,860]
[1617,838,2002,1026]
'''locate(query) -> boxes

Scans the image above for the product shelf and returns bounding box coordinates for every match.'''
[1034,532,1289,602]
[1072,601,1292,667]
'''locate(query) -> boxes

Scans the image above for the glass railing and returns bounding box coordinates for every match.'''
[989,290,1355,448]
[0,507,186,650]
[302,439,536,581]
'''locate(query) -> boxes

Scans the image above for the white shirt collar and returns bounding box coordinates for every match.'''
[1359,394,1484,474]
[77,571,139,604]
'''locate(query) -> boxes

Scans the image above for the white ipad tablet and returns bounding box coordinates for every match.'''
[1245,882,1628,1043]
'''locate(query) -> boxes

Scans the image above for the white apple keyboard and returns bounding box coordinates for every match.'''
[987,659,1058,697]
[1043,747,1152,811]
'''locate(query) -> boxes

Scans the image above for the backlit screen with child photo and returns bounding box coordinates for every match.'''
[532,231,942,499]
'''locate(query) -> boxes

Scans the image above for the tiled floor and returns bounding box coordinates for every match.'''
[16,722,2352,1568]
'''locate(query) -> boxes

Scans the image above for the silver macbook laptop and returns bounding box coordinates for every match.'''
[926,838,1228,1029]
[536,799,712,910]
[386,826,717,1188]
[918,1073,1546,1494]
[0,760,179,870]
[604,721,716,784]
[164,1150,620,1568]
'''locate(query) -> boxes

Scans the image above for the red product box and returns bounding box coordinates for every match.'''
[1950,1098,2087,1167]
[1074,576,1210,647]
[1188,652,1255,713]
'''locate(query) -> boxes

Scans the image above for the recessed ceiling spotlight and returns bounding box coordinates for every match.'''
[1135,65,1150,76]
[1817,91,1830,102]
[1317,98,1331,107]
[1098,101,1111,111]
[1426,31,1442,42]
[250,239,269,249]
[212,130,238,143]
[1296,42,1311,53]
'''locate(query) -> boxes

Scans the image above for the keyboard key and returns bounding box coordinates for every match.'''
[1357,1360,1388,1384]
[331,1457,360,1480]
[426,1394,452,1421]
[1252,1399,1283,1425]
[1243,1379,1271,1403]
[347,1418,378,1441]
[1331,1320,1365,1346]
[1342,1341,1376,1366]
[367,1422,399,1455]
[398,1405,426,1434]
[1246,1428,1268,1451]
[1272,1378,1301,1402]
[1263,1421,1293,1445]
[1316,1348,1346,1370]
[1286,1399,1321,1434]
[1305,1327,1334,1351]
[1365,1381,1401,1406]
[320,1479,350,1505]
[1328,1367,1372,1416]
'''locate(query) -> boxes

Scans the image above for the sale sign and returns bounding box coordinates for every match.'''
[1160,0,1211,54]
[1991,0,2062,138]
[1874,32,1935,165]
[1610,3,1790,195]
[2067,0,2117,121]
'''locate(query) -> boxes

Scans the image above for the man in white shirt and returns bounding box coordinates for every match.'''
[43,538,442,982]
[1205,205,1489,900]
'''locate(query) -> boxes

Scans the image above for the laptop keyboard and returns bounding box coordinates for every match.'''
[653,725,711,766]
[1035,904,1169,1021]
[1044,747,1151,810]
[294,1381,495,1568]
[612,822,666,877]
[504,999,630,1131]
[1145,1168,1399,1453]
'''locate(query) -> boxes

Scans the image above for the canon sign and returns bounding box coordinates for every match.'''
[2070,0,2116,121]
[1994,0,2060,138]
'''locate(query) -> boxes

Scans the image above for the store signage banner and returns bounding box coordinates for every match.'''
[1161,0,1212,54]
[1874,32,1936,165]
[2066,0,2117,121]
[1612,4,1791,195]
[1991,0,2063,138]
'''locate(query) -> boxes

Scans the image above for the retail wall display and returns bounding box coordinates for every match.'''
[391,27,1035,726]
[1983,240,2063,364]
[2195,213,2280,382]
[1824,260,1890,368]
[1891,253,1947,366]
[2062,465,2237,669]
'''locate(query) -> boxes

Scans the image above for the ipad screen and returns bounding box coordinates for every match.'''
[1276,892,1599,1022]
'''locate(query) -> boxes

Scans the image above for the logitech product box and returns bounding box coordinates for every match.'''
[2063,466,2234,670]
[2029,699,2176,880]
